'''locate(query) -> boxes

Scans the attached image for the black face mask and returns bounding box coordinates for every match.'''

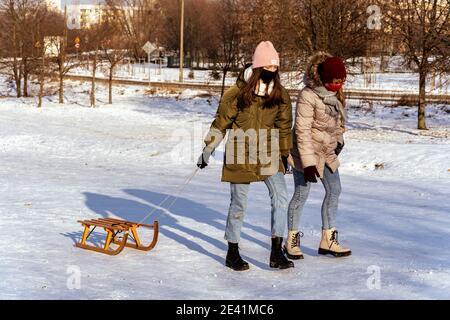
[260,69,277,84]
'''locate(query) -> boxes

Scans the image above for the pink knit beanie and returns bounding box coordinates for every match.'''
[252,41,280,69]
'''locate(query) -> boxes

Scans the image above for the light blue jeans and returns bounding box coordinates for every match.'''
[225,172,288,243]
[288,166,341,231]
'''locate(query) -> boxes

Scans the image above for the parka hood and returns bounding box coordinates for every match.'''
[236,63,253,88]
[303,52,333,88]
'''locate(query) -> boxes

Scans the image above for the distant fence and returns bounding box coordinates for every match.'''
[66,74,450,105]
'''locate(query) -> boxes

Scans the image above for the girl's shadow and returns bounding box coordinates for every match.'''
[63,190,272,269]
[123,189,270,249]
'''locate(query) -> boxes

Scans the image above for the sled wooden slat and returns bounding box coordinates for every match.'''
[75,218,159,255]
[78,220,127,231]
[98,218,155,229]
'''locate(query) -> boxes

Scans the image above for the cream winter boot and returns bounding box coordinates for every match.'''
[318,228,351,257]
[283,231,304,260]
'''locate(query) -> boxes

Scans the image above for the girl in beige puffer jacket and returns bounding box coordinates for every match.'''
[285,52,351,259]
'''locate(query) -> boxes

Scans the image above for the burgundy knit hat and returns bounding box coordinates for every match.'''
[318,57,347,84]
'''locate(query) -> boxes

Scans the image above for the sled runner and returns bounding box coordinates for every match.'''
[75,218,159,255]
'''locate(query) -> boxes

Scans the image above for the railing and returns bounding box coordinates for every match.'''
[66,74,450,104]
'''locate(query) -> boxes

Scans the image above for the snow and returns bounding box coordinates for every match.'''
[0,76,449,299]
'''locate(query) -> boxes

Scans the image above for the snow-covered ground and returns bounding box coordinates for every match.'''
[0,77,449,299]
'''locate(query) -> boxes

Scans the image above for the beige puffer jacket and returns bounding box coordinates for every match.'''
[288,52,345,178]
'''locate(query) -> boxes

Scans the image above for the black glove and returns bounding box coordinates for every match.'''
[197,148,212,169]
[197,153,208,169]
[281,155,289,174]
[335,141,344,156]
[303,166,320,183]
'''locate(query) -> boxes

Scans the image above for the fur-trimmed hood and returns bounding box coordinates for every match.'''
[303,52,332,88]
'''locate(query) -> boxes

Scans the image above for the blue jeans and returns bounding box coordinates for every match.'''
[225,172,288,243]
[288,166,341,231]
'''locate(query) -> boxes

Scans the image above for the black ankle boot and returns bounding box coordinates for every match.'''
[270,237,294,269]
[225,242,250,271]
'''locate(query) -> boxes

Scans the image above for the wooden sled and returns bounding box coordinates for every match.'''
[75,218,159,256]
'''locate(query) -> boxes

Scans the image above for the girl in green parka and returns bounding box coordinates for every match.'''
[197,41,294,271]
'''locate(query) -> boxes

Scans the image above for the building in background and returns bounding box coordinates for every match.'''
[46,0,127,30]
[45,0,62,11]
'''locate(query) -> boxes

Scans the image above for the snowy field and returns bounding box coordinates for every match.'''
[0,77,449,299]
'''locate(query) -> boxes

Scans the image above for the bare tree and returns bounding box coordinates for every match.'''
[383,0,450,130]
[88,32,100,108]
[0,0,64,99]
[233,0,373,75]
[282,0,371,60]
[106,0,163,60]
[215,0,243,98]
[84,17,114,107]
[35,12,49,107]
[98,20,130,104]
[52,6,79,104]
[34,9,60,108]
[158,0,219,68]
[90,50,98,107]
[0,0,41,97]
[0,22,24,97]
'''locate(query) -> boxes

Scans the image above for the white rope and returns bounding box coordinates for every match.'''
[137,167,200,224]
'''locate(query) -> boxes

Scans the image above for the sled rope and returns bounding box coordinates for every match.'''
[137,167,200,224]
